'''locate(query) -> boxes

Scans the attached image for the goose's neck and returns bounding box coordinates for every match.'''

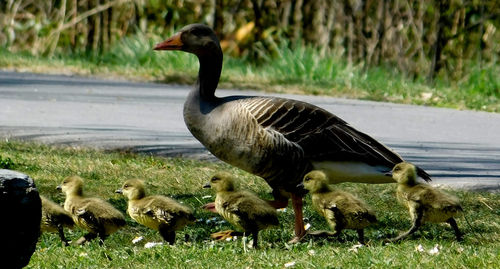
[312,184,333,194]
[196,52,222,100]
[129,189,146,201]
[67,187,83,197]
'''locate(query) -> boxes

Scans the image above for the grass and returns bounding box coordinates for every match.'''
[1,32,499,112]
[0,140,499,268]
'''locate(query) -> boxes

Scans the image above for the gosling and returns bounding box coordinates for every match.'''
[116,179,195,244]
[57,175,126,245]
[386,162,463,242]
[204,172,279,248]
[40,195,74,246]
[300,170,377,244]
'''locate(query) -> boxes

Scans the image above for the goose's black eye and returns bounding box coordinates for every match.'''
[124,184,129,188]
[394,167,401,172]
[211,176,220,182]
[305,177,311,182]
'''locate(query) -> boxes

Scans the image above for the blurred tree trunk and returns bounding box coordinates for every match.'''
[213,0,224,38]
[292,0,303,44]
[428,0,448,83]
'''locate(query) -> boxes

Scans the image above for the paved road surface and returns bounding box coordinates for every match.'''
[1,71,499,191]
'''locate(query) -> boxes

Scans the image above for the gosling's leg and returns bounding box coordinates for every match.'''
[159,227,176,245]
[306,210,343,241]
[333,225,345,243]
[447,218,463,241]
[97,232,108,245]
[251,230,259,249]
[357,229,365,245]
[57,226,69,246]
[387,208,423,242]
[75,233,97,245]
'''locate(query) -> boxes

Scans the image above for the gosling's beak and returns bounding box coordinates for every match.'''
[115,189,123,194]
[203,183,211,189]
[296,182,309,195]
[384,171,393,177]
[154,32,183,51]
[56,185,62,190]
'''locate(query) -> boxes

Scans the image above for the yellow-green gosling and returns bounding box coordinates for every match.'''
[40,195,74,246]
[57,175,126,245]
[204,172,279,248]
[387,162,463,242]
[301,170,377,244]
[116,179,195,244]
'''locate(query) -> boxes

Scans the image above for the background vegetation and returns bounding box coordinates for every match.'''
[0,141,499,268]
[2,0,499,78]
[0,0,499,111]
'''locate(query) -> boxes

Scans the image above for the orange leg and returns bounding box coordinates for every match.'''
[289,193,306,243]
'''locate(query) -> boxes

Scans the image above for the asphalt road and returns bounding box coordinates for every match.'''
[1,70,499,191]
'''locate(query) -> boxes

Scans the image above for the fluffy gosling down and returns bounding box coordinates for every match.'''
[301,170,377,244]
[116,179,195,244]
[57,175,126,244]
[40,195,74,246]
[387,162,463,242]
[204,172,279,248]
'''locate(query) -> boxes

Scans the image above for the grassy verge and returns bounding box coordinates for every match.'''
[1,33,499,112]
[1,140,499,268]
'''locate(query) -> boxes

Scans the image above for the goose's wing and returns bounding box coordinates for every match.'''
[245,97,401,165]
[227,96,431,181]
[73,203,102,231]
[142,206,175,223]
[78,199,125,227]
[406,185,458,209]
[220,192,271,224]
[141,198,180,223]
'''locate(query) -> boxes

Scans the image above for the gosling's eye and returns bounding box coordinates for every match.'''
[124,184,129,188]
[394,167,401,172]
[211,176,219,182]
[305,177,311,182]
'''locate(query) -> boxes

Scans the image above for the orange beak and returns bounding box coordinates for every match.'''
[154,32,183,50]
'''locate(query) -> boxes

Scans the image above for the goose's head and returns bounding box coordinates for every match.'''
[301,170,330,193]
[57,175,84,196]
[154,24,221,56]
[116,179,146,200]
[203,172,236,192]
[388,162,417,185]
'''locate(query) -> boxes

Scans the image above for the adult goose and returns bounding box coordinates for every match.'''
[154,23,431,242]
